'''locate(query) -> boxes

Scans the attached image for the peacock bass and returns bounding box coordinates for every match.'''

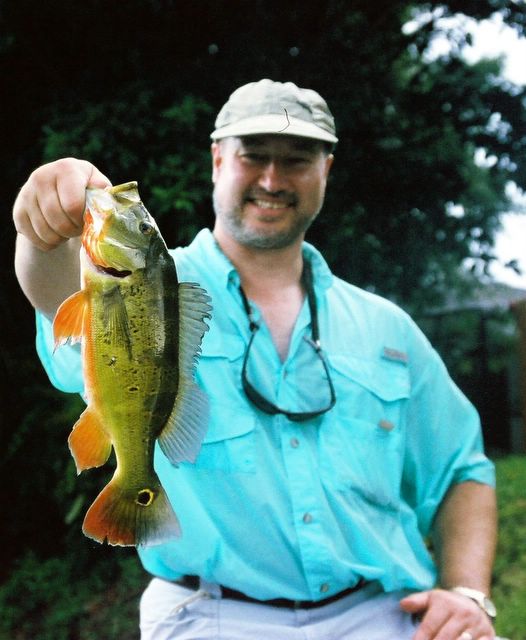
[53,181,211,546]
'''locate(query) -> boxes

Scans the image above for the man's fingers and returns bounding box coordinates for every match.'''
[14,210,58,252]
[411,604,450,640]
[13,189,67,251]
[87,164,112,189]
[13,158,112,251]
[52,159,98,227]
[399,592,430,613]
[401,590,496,640]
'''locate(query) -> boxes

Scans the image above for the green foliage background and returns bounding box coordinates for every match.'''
[1,0,525,637]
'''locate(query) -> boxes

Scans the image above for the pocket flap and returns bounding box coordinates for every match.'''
[329,353,410,402]
[201,327,245,361]
[203,402,256,444]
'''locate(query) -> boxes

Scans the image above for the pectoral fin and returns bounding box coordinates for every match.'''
[102,286,132,358]
[53,290,89,349]
[68,407,112,474]
[158,283,212,464]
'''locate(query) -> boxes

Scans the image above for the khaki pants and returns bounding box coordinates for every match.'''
[140,577,421,639]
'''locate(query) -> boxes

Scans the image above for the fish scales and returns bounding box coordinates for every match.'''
[53,182,211,547]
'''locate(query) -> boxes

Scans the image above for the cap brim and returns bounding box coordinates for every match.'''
[210,114,338,144]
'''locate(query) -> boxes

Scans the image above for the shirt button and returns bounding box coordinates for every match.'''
[290,437,300,448]
[320,583,330,593]
[302,513,313,524]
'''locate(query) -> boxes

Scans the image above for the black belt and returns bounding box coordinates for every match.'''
[177,575,366,610]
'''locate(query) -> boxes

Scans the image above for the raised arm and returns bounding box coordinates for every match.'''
[13,158,111,317]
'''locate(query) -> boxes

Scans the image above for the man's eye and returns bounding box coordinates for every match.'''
[242,153,266,162]
[286,156,311,166]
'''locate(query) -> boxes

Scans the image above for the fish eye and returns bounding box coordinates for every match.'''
[139,221,154,235]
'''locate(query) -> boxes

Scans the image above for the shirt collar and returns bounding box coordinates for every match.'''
[187,229,240,290]
[187,229,334,292]
[302,241,334,291]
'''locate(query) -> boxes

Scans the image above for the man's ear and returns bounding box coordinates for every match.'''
[211,142,222,183]
[324,153,334,178]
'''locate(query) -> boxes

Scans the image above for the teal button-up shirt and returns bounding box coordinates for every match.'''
[36,229,495,601]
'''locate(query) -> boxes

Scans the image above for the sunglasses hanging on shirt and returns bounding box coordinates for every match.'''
[239,260,336,422]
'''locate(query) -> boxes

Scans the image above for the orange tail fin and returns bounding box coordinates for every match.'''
[82,474,181,547]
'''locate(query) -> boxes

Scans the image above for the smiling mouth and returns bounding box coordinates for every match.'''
[247,196,297,210]
[252,200,289,210]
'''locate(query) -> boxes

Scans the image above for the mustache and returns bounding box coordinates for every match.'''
[245,188,298,205]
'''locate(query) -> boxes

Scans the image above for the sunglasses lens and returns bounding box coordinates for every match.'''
[242,333,335,421]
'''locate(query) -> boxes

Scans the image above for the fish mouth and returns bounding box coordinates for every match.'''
[83,240,136,278]
[96,265,132,278]
[84,250,132,278]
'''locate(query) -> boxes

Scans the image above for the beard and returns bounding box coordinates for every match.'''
[212,189,320,250]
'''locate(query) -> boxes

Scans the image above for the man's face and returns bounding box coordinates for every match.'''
[211,135,333,250]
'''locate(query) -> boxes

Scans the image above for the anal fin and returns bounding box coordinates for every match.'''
[68,407,112,474]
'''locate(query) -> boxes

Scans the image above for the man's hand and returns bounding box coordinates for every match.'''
[13,157,110,252]
[13,158,111,315]
[400,589,495,640]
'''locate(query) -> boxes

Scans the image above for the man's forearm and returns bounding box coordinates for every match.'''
[15,234,81,317]
[432,480,497,593]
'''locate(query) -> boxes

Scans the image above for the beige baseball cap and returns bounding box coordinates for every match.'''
[211,79,338,144]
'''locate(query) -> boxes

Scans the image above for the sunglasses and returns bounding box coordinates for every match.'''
[239,260,336,422]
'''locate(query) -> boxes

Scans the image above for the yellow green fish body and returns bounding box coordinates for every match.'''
[54,182,211,546]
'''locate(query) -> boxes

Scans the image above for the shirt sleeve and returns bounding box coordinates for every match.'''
[36,311,84,394]
[401,316,496,536]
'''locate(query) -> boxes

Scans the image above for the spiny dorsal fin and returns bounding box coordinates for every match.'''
[157,282,212,464]
[108,182,141,206]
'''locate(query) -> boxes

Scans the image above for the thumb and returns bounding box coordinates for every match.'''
[87,165,112,189]
[399,591,430,614]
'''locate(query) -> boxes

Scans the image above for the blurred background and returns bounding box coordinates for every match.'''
[1,1,525,638]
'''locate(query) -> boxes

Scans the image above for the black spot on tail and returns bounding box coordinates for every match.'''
[136,489,155,507]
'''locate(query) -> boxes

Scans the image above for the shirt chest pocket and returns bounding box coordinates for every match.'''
[321,354,410,511]
[187,401,256,473]
[189,332,257,474]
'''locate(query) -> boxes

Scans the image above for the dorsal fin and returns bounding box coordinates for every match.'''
[108,182,141,206]
[157,282,212,464]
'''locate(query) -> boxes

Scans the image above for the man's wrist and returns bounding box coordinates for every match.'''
[450,586,497,620]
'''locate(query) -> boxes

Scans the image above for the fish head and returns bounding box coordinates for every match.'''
[82,182,162,275]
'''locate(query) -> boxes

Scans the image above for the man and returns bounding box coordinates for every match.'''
[14,79,499,640]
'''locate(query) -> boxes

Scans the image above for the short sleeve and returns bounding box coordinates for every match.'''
[401,317,496,536]
[36,311,84,394]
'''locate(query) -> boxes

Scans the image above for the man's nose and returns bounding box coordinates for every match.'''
[258,161,289,192]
